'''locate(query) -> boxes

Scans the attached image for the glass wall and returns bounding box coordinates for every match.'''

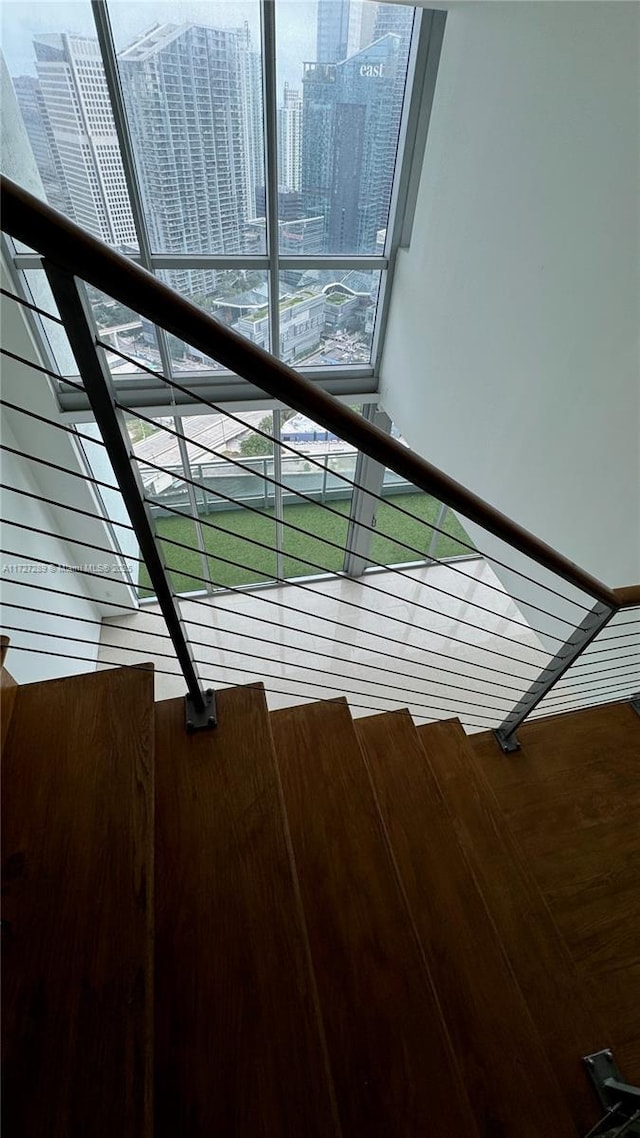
[119,405,476,599]
[281,424,356,579]
[3,0,420,404]
[127,409,278,595]
[2,3,470,601]
[370,471,474,567]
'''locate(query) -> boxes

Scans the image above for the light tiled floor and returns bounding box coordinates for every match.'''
[99,558,552,732]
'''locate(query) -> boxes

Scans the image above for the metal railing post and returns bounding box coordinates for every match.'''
[44,263,215,730]
[494,601,615,752]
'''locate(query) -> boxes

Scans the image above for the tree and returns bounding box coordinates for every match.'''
[239,433,273,457]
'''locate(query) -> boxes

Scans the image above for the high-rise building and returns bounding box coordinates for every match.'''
[118,23,262,294]
[372,4,414,232]
[12,74,71,216]
[255,186,304,222]
[316,0,351,63]
[301,34,403,254]
[249,185,321,282]
[300,62,335,238]
[346,1,378,56]
[277,83,302,192]
[245,214,324,281]
[317,0,382,64]
[373,3,414,45]
[238,22,265,218]
[32,34,137,247]
[278,215,324,259]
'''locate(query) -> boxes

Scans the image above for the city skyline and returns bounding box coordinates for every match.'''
[7,0,411,372]
[10,3,412,261]
[6,3,409,108]
[3,1,308,92]
[4,1,411,376]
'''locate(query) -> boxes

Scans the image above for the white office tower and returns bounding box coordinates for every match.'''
[33,34,137,247]
[277,83,303,192]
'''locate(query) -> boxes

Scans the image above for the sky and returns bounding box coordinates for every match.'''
[1,0,318,94]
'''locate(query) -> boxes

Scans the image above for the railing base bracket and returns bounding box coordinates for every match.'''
[493,728,521,754]
[185,689,217,732]
[583,1049,640,1136]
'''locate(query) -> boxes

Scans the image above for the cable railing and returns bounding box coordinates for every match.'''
[527,606,640,722]
[1,174,638,741]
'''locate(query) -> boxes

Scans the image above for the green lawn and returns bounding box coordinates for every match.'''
[140,492,473,597]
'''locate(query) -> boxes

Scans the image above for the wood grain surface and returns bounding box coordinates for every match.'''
[2,664,154,1138]
[1,661,18,752]
[356,709,580,1137]
[271,698,480,1138]
[5,656,635,1134]
[154,684,340,1138]
[472,702,640,1085]
[612,585,640,607]
[419,717,605,1132]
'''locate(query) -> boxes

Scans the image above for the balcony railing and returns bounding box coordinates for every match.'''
[1,175,638,739]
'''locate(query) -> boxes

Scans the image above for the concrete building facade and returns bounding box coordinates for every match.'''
[118,23,262,294]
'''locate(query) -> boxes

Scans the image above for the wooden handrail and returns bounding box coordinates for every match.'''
[0,175,620,609]
[613,586,640,609]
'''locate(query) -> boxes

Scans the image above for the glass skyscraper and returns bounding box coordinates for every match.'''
[13,74,70,217]
[302,34,403,254]
[316,0,351,64]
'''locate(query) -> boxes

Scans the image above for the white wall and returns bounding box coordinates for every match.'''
[0,273,142,681]
[0,289,145,680]
[1,56,143,681]
[0,270,143,680]
[380,2,640,597]
[0,418,106,682]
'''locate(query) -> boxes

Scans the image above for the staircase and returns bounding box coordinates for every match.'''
[2,650,640,1137]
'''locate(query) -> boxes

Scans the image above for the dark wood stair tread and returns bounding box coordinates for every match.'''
[270,698,480,1138]
[417,717,605,1132]
[154,684,340,1138]
[356,709,579,1137]
[2,663,154,1138]
[471,705,640,1085]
